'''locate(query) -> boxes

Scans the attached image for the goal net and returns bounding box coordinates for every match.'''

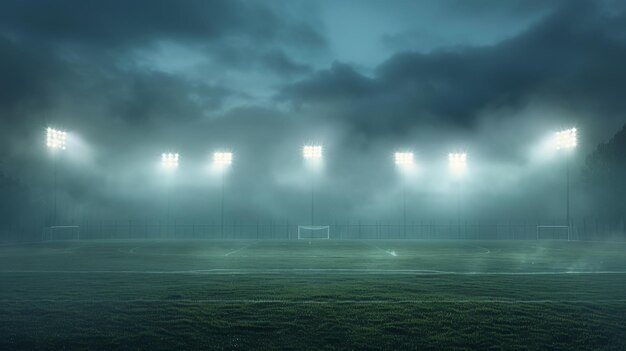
[536,225,570,241]
[42,226,81,241]
[298,225,330,240]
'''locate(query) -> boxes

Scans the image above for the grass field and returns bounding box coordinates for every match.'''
[1,239,626,350]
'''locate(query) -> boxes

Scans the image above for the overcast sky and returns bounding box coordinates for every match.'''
[1,0,626,224]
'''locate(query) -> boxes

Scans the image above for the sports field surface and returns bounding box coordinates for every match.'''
[1,239,626,350]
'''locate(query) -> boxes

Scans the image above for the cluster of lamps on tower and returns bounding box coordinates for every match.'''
[46,128,67,150]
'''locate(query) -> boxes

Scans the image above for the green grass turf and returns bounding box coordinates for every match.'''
[1,239,626,350]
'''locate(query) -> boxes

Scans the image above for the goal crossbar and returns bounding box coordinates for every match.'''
[297,225,330,240]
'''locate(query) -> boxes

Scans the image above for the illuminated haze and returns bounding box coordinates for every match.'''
[1,0,626,229]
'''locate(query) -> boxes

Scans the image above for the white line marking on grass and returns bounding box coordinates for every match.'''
[363,242,398,257]
[361,242,491,257]
[225,242,258,256]
[3,269,626,275]
[1,299,626,304]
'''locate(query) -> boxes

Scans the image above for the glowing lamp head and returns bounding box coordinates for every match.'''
[554,128,577,150]
[448,152,467,174]
[46,128,67,150]
[161,152,179,170]
[303,145,323,160]
[394,152,414,168]
[213,152,233,169]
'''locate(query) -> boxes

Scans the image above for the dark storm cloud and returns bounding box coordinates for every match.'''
[279,1,626,136]
[0,0,326,50]
[260,49,314,77]
[0,0,324,121]
[280,62,374,103]
[102,71,241,125]
[440,0,563,16]
[0,36,60,112]
[205,45,314,78]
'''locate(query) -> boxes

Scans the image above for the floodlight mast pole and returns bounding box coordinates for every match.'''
[53,154,58,226]
[448,153,466,239]
[213,152,232,239]
[457,182,461,239]
[402,185,407,239]
[555,128,576,241]
[304,145,321,227]
[46,128,66,228]
[566,152,570,240]
[311,172,315,226]
[166,182,171,238]
[395,152,414,239]
[220,171,225,238]
[161,153,178,239]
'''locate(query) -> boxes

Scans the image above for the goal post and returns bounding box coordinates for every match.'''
[536,225,570,241]
[298,225,330,240]
[42,226,81,241]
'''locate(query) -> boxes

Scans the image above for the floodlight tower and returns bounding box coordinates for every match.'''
[161,152,179,237]
[395,152,414,238]
[303,145,322,226]
[554,128,577,231]
[46,128,67,226]
[449,153,467,238]
[213,151,233,238]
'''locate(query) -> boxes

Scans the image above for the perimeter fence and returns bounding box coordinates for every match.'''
[1,218,625,243]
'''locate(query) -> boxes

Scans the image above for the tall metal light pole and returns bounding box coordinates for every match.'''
[303,145,322,226]
[449,152,467,239]
[554,128,577,235]
[395,152,414,239]
[213,152,232,238]
[161,152,179,237]
[46,128,67,226]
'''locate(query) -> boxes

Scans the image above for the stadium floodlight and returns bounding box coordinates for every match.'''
[213,151,233,237]
[160,152,179,237]
[553,127,577,231]
[448,153,467,174]
[303,144,323,226]
[554,128,577,150]
[394,152,414,238]
[303,145,323,160]
[448,152,467,238]
[46,128,67,150]
[161,152,179,170]
[45,127,67,227]
[213,152,233,169]
[394,152,414,169]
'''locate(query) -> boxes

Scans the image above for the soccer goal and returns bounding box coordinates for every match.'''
[42,226,81,241]
[536,225,570,241]
[298,225,330,240]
